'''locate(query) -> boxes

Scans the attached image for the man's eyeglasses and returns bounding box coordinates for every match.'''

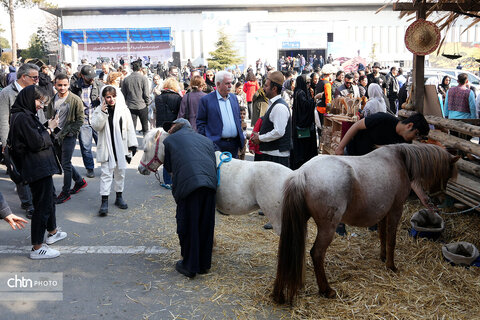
[25,75,39,81]
[39,100,48,107]
[345,81,353,85]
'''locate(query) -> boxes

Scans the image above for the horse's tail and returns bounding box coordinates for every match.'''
[273,171,309,304]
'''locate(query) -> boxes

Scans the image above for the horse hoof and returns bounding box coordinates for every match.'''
[320,288,337,299]
[387,265,398,273]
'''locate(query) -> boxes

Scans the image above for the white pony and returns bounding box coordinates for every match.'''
[138,128,292,234]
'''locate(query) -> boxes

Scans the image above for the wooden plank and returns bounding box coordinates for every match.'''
[429,130,480,157]
[424,116,480,137]
[398,110,480,137]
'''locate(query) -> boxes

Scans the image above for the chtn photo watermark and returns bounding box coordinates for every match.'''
[0,272,63,301]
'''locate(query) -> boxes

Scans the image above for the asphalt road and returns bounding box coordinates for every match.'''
[0,132,286,320]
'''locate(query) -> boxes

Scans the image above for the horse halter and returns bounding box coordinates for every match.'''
[140,132,163,173]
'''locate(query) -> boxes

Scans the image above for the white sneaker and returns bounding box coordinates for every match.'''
[46,227,67,245]
[30,244,60,260]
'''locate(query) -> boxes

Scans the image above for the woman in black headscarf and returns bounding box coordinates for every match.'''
[290,75,319,170]
[438,75,450,105]
[9,85,66,260]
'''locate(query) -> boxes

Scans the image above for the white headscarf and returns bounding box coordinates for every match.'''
[363,83,387,117]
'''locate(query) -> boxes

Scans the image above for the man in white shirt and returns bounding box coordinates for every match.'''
[251,71,291,167]
[251,70,291,229]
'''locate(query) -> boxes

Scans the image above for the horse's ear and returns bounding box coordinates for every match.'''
[451,155,460,164]
[154,130,161,141]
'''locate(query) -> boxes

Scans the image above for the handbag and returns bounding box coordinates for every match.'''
[4,116,25,184]
[3,144,24,184]
[296,126,311,139]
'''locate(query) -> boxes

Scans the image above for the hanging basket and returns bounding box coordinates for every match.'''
[442,54,462,60]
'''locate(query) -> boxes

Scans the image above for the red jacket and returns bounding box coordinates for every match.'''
[243,81,259,102]
[248,117,263,155]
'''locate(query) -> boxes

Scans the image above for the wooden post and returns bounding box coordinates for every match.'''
[412,3,426,113]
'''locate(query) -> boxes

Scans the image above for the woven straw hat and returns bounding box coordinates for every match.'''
[405,19,441,56]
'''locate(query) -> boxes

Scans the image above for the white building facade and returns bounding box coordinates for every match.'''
[43,1,480,69]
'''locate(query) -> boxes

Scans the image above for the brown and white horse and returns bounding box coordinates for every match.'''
[273,143,458,304]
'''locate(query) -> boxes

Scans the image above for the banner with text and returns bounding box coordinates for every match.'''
[78,42,171,64]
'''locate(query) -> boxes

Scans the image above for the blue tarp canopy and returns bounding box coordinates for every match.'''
[60,28,171,46]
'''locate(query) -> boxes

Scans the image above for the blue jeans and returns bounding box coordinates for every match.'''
[59,135,82,193]
[163,167,172,185]
[78,124,98,170]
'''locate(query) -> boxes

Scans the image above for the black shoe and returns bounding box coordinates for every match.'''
[21,203,32,210]
[368,224,378,232]
[86,169,95,178]
[55,192,71,204]
[258,211,264,216]
[26,208,34,219]
[198,269,209,275]
[70,178,87,194]
[99,197,108,216]
[114,193,128,209]
[263,222,273,230]
[175,260,195,278]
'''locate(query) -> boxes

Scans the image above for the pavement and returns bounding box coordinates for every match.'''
[0,130,287,320]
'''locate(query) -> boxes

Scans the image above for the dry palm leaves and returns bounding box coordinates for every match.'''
[379,0,480,54]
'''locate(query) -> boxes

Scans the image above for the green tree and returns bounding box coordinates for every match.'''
[0,0,52,64]
[22,27,47,61]
[207,29,242,70]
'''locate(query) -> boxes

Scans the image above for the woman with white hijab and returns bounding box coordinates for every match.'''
[91,85,138,216]
[362,83,388,117]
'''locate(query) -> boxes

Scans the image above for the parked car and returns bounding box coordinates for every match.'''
[425,68,479,92]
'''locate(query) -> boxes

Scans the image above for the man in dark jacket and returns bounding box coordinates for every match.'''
[385,67,399,114]
[69,65,104,178]
[122,60,150,136]
[162,118,217,278]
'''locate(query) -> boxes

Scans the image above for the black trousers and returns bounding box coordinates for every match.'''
[176,187,216,273]
[261,153,290,168]
[216,138,239,159]
[129,107,149,135]
[30,176,56,245]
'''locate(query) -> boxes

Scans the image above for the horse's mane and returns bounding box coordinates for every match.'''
[384,143,456,190]
[143,128,163,150]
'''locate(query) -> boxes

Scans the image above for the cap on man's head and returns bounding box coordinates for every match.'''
[162,118,191,132]
[267,71,285,86]
[81,59,87,64]
[373,62,381,68]
[81,65,96,80]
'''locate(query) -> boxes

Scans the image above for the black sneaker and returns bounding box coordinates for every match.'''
[70,178,87,194]
[86,169,95,178]
[55,192,71,204]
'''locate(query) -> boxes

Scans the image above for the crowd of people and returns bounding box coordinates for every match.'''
[0,53,479,280]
